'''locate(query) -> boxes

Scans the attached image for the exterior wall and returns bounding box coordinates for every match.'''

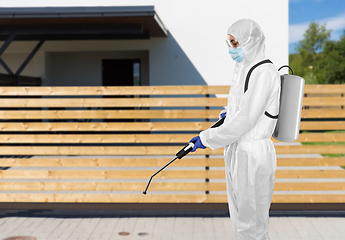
[0,0,288,86]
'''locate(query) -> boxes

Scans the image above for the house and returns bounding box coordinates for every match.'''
[0,1,288,86]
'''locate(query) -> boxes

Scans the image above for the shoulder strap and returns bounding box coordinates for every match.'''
[244,59,272,93]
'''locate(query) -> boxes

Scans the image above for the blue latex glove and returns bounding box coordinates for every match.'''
[190,136,206,152]
[219,110,227,119]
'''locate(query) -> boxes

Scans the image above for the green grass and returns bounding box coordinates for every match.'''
[299,130,345,167]
[301,142,345,145]
[300,130,345,134]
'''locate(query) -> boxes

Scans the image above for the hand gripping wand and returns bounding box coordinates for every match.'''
[142,116,226,195]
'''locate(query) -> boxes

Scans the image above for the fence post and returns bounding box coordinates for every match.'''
[205,93,210,197]
[304,93,308,109]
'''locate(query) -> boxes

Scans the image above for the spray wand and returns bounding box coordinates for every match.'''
[142,116,226,195]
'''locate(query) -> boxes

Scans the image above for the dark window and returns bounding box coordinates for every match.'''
[102,59,140,86]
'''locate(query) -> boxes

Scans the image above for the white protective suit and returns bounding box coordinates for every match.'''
[199,19,281,240]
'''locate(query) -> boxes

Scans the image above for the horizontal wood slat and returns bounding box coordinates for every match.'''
[0,182,211,191]
[0,146,223,155]
[297,133,345,142]
[0,182,344,191]
[0,157,224,167]
[0,194,209,203]
[0,133,343,144]
[0,109,342,119]
[0,170,344,179]
[0,85,344,96]
[271,195,345,203]
[0,86,230,96]
[0,145,344,155]
[0,194,343,203]
[0,98,344,108]
[303,97,345,106]
[301,109,345,118]
[0,170,214,179]
[274,182,345,191]
[273,145,345,154]
[0,98,227,107]
[275,170,345,178]
[0,134,197,143]
[0,122,344,132]
[0,157,343,167]
[303,84,345,94]
[0,110,221,119]
[277,157,345,166]
[208,195,345,203]
[0,97,343,108]
[299,121,345,130]
[0,122,212,131]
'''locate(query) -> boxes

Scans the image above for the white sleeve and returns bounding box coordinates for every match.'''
[199,69,273,150]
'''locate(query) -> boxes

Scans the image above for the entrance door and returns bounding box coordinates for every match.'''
[102,59,141,123]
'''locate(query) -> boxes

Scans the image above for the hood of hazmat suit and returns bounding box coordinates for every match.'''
[199,19,281,240]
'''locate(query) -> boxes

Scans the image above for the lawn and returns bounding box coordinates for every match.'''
[299,130,345,169]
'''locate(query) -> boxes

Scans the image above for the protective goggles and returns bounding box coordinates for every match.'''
[226,39,239,48]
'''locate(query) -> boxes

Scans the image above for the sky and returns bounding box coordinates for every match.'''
[289,0,345,54]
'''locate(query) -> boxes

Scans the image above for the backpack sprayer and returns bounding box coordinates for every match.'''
[143,63,304,195]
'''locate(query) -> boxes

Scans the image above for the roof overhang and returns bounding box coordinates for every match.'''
[0,6,168,41]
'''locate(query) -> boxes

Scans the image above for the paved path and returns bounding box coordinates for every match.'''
[0,210,345,240]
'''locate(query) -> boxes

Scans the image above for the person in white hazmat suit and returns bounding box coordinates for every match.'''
[190,19,281,240]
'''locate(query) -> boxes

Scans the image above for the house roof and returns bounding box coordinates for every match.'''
[0,6,167,40]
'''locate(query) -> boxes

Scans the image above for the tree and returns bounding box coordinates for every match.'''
[317,30,345,84]
[289,53,305,78]
[293,22,332,84]
[296,21,331,65]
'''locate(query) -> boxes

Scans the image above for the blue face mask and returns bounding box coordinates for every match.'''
[229,46,244,62]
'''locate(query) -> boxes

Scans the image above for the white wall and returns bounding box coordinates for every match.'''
[0,0,288,86]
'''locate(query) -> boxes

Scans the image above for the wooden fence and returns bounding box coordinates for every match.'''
[0,85,344,204]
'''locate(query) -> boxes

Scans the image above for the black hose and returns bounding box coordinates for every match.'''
[278,65,294,75]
